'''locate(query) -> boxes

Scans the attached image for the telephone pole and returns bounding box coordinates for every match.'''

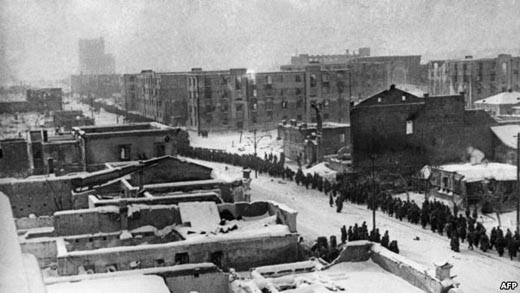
[517,133,520,233]
[247,129,270,178]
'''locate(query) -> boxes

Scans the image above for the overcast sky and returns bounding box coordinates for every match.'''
[2,0,520,83]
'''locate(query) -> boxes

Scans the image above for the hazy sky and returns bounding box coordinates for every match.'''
[2,0,520,83]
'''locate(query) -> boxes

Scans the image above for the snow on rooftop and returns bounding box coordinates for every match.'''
[474,91,520,105]
[437,162,517,182]
[303,162,337,180]
[490,124,520,149]
[251,259,424,293]
[46,275,170,293]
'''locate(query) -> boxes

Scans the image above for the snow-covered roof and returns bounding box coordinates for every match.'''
[437,163,517,182]
[474,91,520,105]
[46,275,170,293]
[303,162,337,180]
[490,124,520,149]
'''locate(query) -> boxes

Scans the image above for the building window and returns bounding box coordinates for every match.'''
[322,73,329,83]
[340,134,345,143]
[266,76,272,84]
[377,97,382,103]
[295,75,301,82]
[267,111,274,121]
[266,98,274,110]
[324,113,329,120]
[175,253,189,265]
[221,101,229,112]
[296,88,302,95]
[222,118,228,125]
[119,145,131,161]
[235,76,242,90]
[402,95,406,101]
[281,100,288,109]
[406,120,413,135]
[253,89,257,97]
[297,114,302,121]
[250,98,258,111]
[296,98,303,108]
[236,104,244,112]
[310,74,317,87]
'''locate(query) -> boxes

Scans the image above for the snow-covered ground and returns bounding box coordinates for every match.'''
[65,98,121,125]
[189,129,283,158]
[184,156,520,293]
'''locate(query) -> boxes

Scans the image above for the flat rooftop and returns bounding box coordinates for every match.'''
[72,122,177,134]
[436,162,516,182]
[256,260,423,293]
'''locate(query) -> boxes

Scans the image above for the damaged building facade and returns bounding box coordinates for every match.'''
[351,85,497,171]
[0,122,189,177]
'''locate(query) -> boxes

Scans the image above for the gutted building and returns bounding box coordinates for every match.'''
[351,85,497,171]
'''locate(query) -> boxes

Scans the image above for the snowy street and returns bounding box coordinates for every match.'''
[186,157,520,293]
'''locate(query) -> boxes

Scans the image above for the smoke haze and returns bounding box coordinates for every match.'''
[2,0,520,83]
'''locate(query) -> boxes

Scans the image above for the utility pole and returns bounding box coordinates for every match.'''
[247,128,270,178]
[517,133,520,233]
[371,155,376,233]
[311,102,323,163]
[89,91,94,119]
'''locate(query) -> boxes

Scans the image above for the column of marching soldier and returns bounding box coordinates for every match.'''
[180,146,520,261]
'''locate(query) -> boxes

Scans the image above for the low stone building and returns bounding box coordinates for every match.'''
[278,120,350,165]
[72,122,189,171]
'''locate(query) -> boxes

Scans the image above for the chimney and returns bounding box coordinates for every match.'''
[465,55,473,60]
[423,93,429,98]
[509,88,513,93]
[390,84,396,90]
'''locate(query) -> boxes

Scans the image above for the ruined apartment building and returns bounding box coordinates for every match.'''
[278,120,350,164]
[427,54,520,107]
[281,49,426,100]
[0,122,189,177]
[122,66,351,132]
[350,85,497,171]
[0,87,64,114]
[70,74,122,100]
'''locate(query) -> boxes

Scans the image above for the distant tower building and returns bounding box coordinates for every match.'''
[78,37,116,75]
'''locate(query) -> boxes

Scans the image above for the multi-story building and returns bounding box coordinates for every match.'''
[282,52,426,103]
[133,70,189,126]
[351,85,497,171]
[70,74,122,100]
[185,66,352,132]
[289,47,371,65]
[187,68,248,132]
[78,37,116,75]
[427,54,520,107]
[122,73,138,111]
[26,88,63,112]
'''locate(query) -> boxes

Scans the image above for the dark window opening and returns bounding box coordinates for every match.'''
[119,145,131,161]
[310,74,317,87]
[175,253,189,264]
[210,251,224,267]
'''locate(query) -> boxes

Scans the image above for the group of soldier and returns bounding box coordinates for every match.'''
[181,146,520,261]
[310,222,399,262]
[180,147,295,180]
